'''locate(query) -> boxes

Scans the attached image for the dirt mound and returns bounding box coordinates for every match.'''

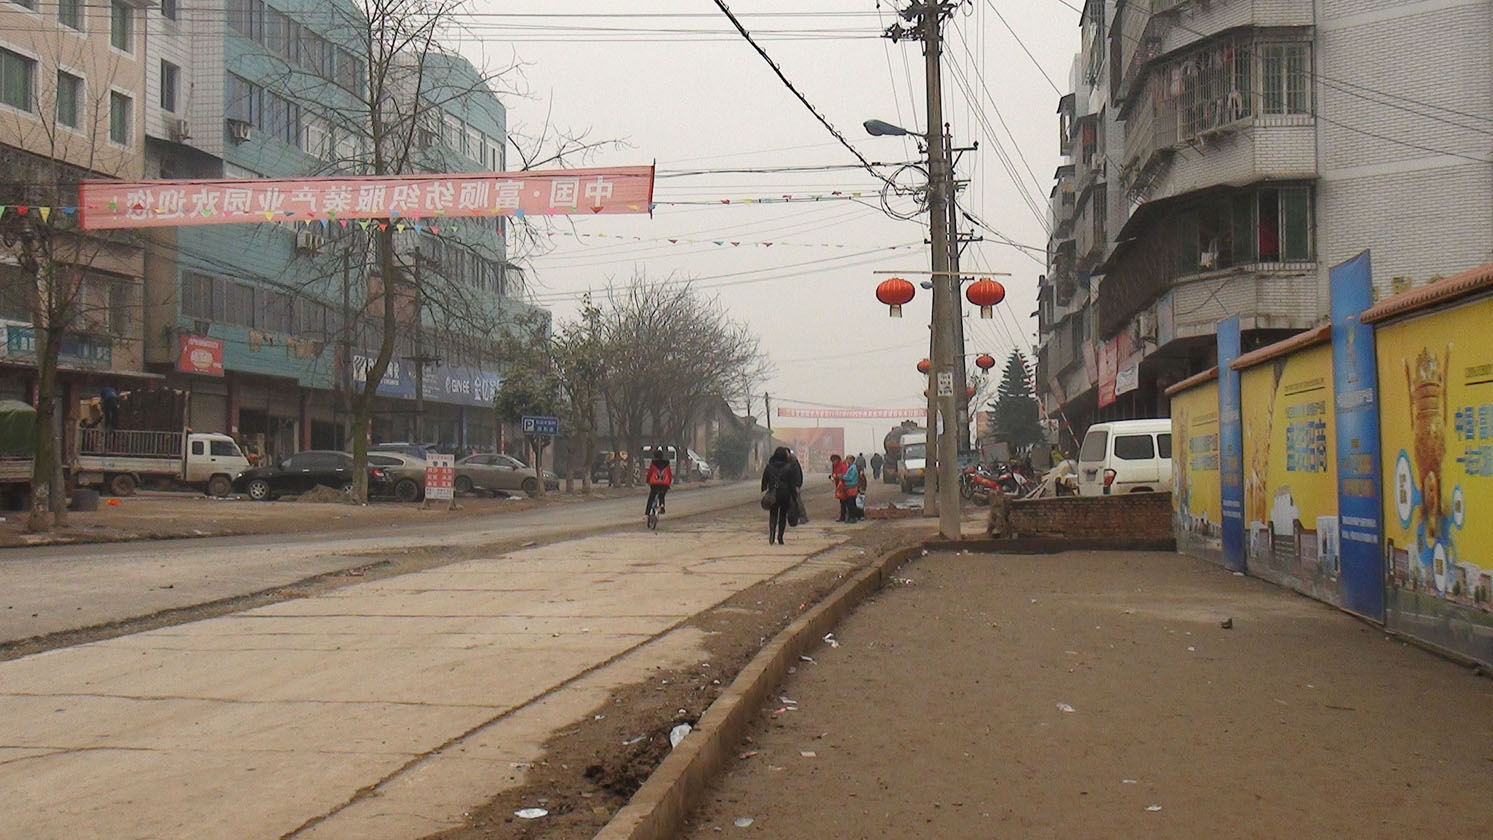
[295,485,353,504]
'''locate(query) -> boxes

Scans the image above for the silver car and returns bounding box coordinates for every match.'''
[366,452,427,502]
[454,453,560,496]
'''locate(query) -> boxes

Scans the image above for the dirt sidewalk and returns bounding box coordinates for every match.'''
[682,549,1493,839]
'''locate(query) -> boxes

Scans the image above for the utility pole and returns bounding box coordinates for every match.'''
[406,247,441,444]
[948,132,982,453]
[339,249,352,449]
[921,1,961,540]
[764,392,772,433]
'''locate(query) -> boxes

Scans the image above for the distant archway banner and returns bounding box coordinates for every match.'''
[77,165,655,230]
[777,407,927,419]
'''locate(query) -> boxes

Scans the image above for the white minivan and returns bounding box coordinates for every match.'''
[1077,419,1173,496]
[897,432,927,494]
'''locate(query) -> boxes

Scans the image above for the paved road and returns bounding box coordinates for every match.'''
[0,482,762,646]
[0,492,867,840]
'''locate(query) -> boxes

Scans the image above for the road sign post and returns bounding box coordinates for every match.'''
[423,453,455,510]
[520,415,560,437]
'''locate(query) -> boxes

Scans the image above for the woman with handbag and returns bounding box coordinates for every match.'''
[839,456,861,523]
[761,446,803,545]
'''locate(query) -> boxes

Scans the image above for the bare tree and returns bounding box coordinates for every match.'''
[0,20,145,531]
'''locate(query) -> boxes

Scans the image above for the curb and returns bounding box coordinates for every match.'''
[592,541,925,840]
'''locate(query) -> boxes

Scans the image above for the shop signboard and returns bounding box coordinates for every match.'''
[1171,380,1223,563]
[177,335,224,376]
[424,454,454,501]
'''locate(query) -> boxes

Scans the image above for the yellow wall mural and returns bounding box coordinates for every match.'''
[1239,344,1340,603]
[1171,381,1222,560]
[1379,300,1493,617]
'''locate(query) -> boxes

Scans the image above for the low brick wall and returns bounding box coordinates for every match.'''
[996,492,1175,542]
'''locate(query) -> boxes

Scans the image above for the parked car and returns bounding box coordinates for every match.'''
[366,452,426,502]
[454,453,560,496]
[590,451,614,484]
[233,450,391,501]
[1076,418,1174,496]
[371,441,434,460]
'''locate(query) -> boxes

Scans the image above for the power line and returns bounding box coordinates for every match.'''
[709,0,900,193]
[987,2,1062,95]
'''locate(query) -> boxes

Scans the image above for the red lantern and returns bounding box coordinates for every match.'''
[916,358,932,375]
[876,276,916,318]
[966,278,1006,319]
[966,386,977,400]
[974,353,997,371]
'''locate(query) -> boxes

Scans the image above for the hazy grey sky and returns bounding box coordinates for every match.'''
[461,0,1078,451]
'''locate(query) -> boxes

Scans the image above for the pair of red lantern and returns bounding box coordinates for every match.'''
[875,276,1007,318]
[915,354,996,374]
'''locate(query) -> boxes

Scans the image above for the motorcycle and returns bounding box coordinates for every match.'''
[960,464,1006,503]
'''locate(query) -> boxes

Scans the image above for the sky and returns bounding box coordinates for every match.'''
[457,0,1079,453]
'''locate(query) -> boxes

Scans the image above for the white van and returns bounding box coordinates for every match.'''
[1077,419,1173,496]
[898,432,927,494]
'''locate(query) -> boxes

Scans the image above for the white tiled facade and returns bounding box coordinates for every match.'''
[1037,0,1493,441]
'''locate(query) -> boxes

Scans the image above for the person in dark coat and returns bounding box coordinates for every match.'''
[870,452,884,480]
[761,446,803,545]
[99,386,119,432]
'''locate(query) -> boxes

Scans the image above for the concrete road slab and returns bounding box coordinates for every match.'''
[0,509,848,840]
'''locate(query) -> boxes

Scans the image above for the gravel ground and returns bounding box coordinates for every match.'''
[682,549,1493,839]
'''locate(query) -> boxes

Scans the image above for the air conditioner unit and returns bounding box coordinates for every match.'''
[227,118,251,143]
[295,231,324,254]
[169,118,192,142]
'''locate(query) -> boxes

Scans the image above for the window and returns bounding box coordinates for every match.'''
[1157,434,1173,459]
[181,273,219,320]
[57,0,82,30]
[108,281,130,334]
[1260,43,1309,116]
[56,71,81,128]
[1113,435,1156,461]
[109,91,132,145]
[368,455,398,467]
[226,73,259,124]
[334,47,360,92]
[161,0,178,21]
[7,0,36,10]
[1256,187,1311,262]
[0,48,34,112]
[110,1,133,52]
[160,61,179,112]
[227,0,264,41]
[265,8,291,57]
[1078,429,1108,462]
[225,282,255,327]
[260,289,291,333]
[211,440,239,457]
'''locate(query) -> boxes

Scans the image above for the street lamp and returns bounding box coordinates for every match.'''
[863,118,913,137]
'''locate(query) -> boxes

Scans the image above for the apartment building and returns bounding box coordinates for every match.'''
[1038,0,1493,448]
[134,0,540,458]
[0,0,153,403]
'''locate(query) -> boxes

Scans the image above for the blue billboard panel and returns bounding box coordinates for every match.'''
[1329,250,1385,621]
[1217,316,1246,571]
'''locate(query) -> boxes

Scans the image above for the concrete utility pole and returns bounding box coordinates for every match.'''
[920,1,961,540]
[764,392,772,432]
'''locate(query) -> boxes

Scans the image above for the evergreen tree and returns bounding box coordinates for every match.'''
[989,350,1044,450]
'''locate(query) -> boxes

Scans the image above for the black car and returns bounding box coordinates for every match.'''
[233,450,391,501]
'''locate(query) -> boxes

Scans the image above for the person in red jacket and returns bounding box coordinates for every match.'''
[646,447,673,517]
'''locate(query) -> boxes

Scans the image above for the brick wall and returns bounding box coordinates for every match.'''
[1001,493,1175,541]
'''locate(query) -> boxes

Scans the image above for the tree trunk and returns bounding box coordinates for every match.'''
[26,332,60,532]
[530,436,546,497]
[581,427,594,495]
[349,227,399,503]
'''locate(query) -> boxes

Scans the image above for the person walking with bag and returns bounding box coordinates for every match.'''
[761,447,802,545]
[840,456,861,523]
[854,455,870,521]
[829,454,849,522]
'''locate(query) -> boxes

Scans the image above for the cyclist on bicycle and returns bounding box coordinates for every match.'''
[646,447,673,517]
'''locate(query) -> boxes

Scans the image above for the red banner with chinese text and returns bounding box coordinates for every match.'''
[777,407,928,419]
[78,165,655,229]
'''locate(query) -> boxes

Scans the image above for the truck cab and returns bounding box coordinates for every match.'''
[183,433,253,496]
[898,432,928,494]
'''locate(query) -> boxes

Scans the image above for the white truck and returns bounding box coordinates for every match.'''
[73,427,252,497]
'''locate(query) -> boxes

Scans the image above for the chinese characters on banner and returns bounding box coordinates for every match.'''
[78,166,656,229]
[1216,315,1246,572]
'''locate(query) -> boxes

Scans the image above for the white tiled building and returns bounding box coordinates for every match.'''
[1037,0,1493,448]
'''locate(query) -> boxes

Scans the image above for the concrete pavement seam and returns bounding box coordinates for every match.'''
[591,540,925,840]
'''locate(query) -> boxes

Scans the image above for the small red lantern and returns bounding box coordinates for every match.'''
[966,386,977,400]
[876,276,916,318]
[916,358,932,375]
[974,353,997,371]
[966,278,1006,319]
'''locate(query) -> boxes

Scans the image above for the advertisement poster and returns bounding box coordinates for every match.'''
[1171,381,1223,564]
[1378,297,1493,666]
[1217,316,1246,572]
[1098,338,1120,408]
[177,335,224,376]
[1240,343,1341,604]
[1330,251,1385,620]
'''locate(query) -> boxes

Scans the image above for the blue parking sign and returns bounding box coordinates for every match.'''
[521,415,560,436]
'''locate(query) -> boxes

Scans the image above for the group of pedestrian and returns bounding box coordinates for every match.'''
[830,453,868,523]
